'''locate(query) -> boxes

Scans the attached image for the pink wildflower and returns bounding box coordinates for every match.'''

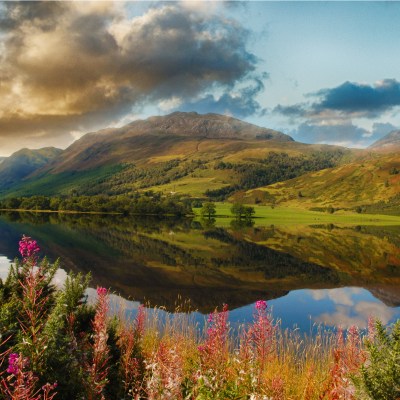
[96,286,108,296]
[255,300,267,311]
[6,353,19,375]
[248,299,274,374]
[199,304,229,369]
[19,235,40,260]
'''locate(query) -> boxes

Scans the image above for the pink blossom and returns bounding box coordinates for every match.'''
[19,235,40,260]
[6,353,19,375]
[96,286,108,296]
[255,300,267,311]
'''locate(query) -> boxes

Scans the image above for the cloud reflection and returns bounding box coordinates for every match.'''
[310,288,396,328]
[309,287,362,307]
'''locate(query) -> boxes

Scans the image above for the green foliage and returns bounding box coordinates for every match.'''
[205,185,237,201]
[0,192,193,216]
[354,320,400,400]
[230,203,255,220]
[200,202,217,219]
[206,150,347,200]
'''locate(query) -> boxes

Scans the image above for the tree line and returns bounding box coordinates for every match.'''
[0,192,193,216]
[207,150,347,200]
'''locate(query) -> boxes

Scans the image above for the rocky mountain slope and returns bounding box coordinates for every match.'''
[369,130,400,151]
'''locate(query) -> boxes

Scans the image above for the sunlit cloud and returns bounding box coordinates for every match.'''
[0,1,262,154]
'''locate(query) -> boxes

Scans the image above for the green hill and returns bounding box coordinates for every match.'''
[240,153,400,212]
[1,112,358,198]
[0,147,62,193]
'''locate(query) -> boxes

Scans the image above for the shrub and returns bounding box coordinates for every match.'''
[353,320,400,400]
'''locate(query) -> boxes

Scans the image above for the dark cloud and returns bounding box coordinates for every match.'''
[178,78,266,118]
[273,80,400,146]
[313,79,400,116]
[0,1,262,154]
[292,122,369,147]
[273,104,307,118]
[275,79,400,121]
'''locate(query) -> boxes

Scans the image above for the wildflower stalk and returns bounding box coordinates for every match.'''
[85,287,110,400]
[0,353,57,400]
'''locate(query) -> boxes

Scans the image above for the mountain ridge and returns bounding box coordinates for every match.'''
[0,112,379,201]
[40,112,293,174]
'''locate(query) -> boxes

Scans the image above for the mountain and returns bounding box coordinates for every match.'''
[1,112,363,199]
[369,130,400,151]
[0,147,62,192]
[40,112,293,173]
[241,153,400,211]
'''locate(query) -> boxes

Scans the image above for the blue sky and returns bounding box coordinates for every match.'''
[241,1,400,147]
[1,1,400,155]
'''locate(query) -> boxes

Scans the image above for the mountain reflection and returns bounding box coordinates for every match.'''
[0,211,399,312]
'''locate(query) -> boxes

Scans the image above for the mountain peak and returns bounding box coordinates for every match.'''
[369,130,400,150]
[120,111,294,141]
[18,112,296,178]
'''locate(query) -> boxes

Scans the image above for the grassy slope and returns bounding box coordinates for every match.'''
[135,140,356,195]
[3,164,123,197]
[240,153,400,209]
[0,147,62,192]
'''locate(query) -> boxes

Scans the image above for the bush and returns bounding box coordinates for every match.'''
[353,320,400,400]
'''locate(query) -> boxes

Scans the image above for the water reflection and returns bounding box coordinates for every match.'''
[0,211,399,330]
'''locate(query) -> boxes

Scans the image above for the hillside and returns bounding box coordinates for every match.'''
[369,130,400,152]
[241,153,400,211]
[0,112,357,198]
[41,112,293,173]
[0,147,62,193]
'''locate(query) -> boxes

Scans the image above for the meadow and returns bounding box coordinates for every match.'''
[0,236,399,399]
[194,202,400,227]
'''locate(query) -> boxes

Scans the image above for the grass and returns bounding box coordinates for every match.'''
[194,203,400,227]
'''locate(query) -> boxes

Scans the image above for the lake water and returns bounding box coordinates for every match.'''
[0,211,399,332]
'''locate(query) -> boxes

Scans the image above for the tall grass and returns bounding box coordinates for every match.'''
[0,237,398,399]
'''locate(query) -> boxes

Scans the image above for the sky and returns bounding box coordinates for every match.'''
[1,1,400,156]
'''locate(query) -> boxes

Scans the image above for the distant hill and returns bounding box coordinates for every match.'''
[369,130,400,151]
[241,153,400,211]
[0,157,5,165]
[0,147,62,192]
[0,112,359,198]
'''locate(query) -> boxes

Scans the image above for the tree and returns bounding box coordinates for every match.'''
[230,203,255,220]
[200,202,217,219]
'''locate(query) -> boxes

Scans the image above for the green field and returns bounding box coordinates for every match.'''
[194,202,400,227]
